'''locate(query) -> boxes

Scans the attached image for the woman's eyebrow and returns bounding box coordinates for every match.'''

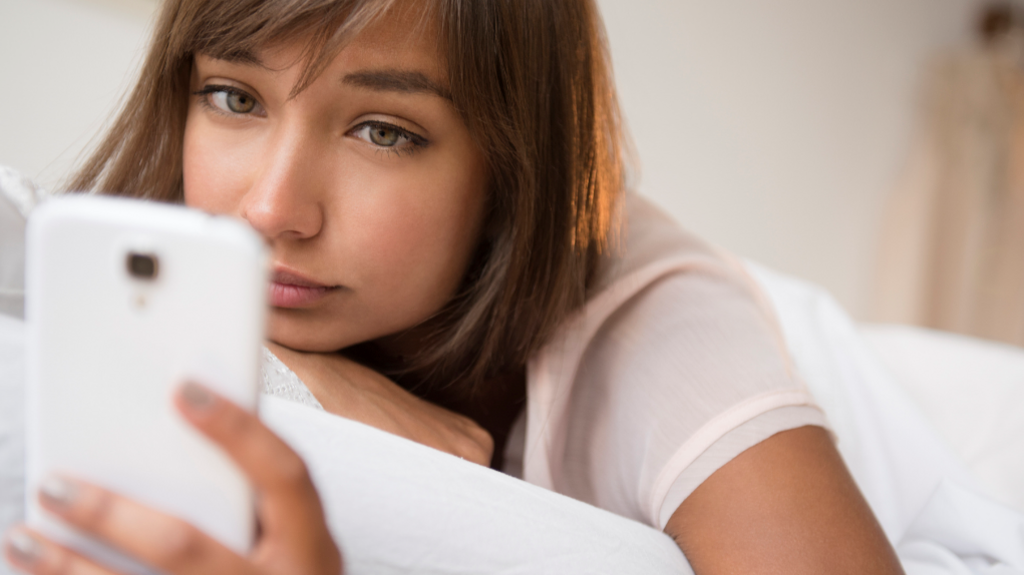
[342,70,451,100]
[207,50,265,67]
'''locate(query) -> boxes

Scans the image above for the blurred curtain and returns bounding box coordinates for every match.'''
[872,31,1024,347]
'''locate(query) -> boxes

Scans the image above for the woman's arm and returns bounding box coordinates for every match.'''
[665,425,904,574]
[266,343,495,466]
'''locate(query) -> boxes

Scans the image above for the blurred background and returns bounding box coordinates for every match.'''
[2,0,1023,345]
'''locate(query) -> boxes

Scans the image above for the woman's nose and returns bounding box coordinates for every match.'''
[239,130,324,242]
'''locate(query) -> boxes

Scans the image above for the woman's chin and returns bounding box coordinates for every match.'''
[265,315,355,354]
[264,304,433,356]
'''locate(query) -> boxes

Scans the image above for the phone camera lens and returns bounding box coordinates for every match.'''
[127,253,159,280]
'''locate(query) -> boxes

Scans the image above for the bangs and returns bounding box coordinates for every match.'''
[167,0,432,96]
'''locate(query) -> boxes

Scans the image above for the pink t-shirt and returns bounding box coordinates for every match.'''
[503,194,828,529]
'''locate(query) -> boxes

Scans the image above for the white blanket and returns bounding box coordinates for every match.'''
[2,266,1023,574]
[862,324,1024,514]
[746,263,1023,574]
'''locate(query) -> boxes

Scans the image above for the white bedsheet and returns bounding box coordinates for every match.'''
[746,263,1024,574]
[2,266,1023,574]
[862,324,1024,514]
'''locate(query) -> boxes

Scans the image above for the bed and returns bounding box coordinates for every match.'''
[1,168,1021,574]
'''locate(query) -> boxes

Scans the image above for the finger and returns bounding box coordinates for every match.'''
[174,383,335,550]
[3,527,115,575]
[34,476,248,575]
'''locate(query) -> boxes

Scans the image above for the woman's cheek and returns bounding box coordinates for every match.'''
[183,119,225,211]
[342,175,477,307]
[182,115,257,215]
[347,188,442,279]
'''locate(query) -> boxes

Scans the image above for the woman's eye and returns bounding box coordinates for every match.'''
[350,122,427,155]
[369,125,402,146]
[194,86,264,117]
[220,91,257,114]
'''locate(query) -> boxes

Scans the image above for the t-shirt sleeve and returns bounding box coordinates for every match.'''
[555,256,828,529]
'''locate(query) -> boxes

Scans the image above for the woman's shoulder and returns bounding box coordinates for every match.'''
[582,193,777,339]
[522,193,825,526]
[593,192,716,292]
[537,194,800,403]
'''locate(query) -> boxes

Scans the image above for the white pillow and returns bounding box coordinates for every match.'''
[0,166,47,320]
[261,397,692,574]
[0,316,25,575]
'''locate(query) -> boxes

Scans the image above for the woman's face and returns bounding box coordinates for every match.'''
[183,10,489,353]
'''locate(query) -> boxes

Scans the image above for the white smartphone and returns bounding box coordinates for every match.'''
[24,195,268,574]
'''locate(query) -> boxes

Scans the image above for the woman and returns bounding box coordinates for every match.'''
[4,0,905,573]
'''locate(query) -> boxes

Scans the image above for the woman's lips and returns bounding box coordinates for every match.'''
[269,269,340,308]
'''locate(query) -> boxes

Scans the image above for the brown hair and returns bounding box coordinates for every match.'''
[68,0,625,397]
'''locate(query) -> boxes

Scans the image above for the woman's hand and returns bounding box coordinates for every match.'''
[266,342,494,466]
[3,383,343,575]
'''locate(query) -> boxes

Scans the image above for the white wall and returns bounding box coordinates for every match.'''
[597,0,980,315]
[0,0,983,316]
[0,0,156,190]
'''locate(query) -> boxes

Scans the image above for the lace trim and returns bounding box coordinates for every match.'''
[261,347,324,410]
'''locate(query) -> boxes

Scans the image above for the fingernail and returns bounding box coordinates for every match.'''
[181,382,216,410]
[39,475,78,508]
[5,529,43,566]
